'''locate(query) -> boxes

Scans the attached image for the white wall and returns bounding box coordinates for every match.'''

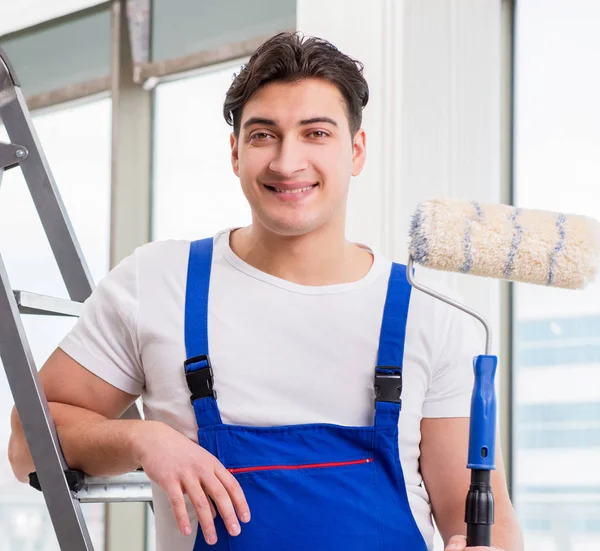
[297,0,505,357]
[297,5,507,549]
[297,4,508,545]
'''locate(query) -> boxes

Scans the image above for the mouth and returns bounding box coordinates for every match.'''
[263,183,319,194]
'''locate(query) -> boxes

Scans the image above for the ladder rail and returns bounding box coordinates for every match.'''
[0,43,148,550]
[0,45,95,304]
[0,253,95,551]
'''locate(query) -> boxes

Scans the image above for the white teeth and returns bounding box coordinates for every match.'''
[272,185,316,194]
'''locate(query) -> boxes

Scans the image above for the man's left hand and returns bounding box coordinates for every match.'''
[445,534,504,551]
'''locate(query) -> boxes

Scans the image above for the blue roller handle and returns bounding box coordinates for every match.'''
[468,355,497,469]
[465,354,497,547]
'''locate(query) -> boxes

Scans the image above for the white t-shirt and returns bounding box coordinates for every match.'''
[59,229,480,551]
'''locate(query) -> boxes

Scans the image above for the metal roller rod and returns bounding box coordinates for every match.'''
[406,256,492,355]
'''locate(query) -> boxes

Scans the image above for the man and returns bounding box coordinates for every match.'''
[8,33,523,551]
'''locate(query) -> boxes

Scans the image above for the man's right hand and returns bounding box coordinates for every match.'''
[132,420,251,545]
[8,348,251,547]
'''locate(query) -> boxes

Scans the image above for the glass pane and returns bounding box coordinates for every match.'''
[0,6,111,97]
[152,62,251,241]
[0,1,106,37]
[0,97,111,549]
[513,1,600,550]
[152,0,295,62]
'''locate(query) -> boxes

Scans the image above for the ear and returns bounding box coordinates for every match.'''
[351,129,367,177]
[230,132,240,177]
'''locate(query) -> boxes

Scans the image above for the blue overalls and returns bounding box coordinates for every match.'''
[184,238,428,550]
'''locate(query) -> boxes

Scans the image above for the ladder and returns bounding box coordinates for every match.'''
[0,47,152,550]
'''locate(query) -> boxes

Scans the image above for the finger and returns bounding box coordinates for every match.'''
[215,467,251,523]
[165,482,192,537]
[182,477,218,545]
[203,474,242,537]
[445,534,467,550]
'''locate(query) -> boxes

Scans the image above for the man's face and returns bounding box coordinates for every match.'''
[230,78,366,237]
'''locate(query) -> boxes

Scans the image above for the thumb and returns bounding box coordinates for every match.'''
[445,535,468,550]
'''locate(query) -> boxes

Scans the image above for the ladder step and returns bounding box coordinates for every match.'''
[14,290,83,317]
[74,472,153,503]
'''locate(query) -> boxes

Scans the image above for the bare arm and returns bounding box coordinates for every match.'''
[9,401,144,482]
[7,347,250,544]
[8,347,142,482]
[420,417,524,551]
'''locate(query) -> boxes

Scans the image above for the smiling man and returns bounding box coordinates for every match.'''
[8,33,523,551]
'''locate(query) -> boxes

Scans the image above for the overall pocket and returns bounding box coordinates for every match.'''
[228,456,381,550]
[193,457,379,551]
[199,424,385,550]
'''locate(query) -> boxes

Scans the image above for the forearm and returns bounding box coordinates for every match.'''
[9,402,146,482]
[488,501,524,551]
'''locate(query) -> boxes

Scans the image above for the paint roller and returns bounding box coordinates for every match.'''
[407,197,600,547]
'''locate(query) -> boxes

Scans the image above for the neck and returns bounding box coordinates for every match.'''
[229,219,373,286]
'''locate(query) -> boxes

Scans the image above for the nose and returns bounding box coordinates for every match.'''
[268,138,308,177]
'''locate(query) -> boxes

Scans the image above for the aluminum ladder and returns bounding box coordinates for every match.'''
[0,46,152,551]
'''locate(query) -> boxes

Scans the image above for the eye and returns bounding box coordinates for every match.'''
[307,130,329,139]
[250,132,273,141]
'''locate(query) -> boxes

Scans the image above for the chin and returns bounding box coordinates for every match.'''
[259,215,321,237]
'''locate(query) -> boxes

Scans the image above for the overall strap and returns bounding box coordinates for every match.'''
[374,262,412,428]
[184,238,222,428]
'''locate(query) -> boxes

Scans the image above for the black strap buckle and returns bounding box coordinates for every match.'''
[184,355,216,403]
[374,368,403,405]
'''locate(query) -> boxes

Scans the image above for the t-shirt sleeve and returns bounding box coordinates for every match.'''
[58,249,145,396]
[421,300,482,418]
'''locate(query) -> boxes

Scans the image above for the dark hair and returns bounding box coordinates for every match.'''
[223,32,369,137]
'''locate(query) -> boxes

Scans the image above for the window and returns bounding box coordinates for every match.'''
[0,97,111,549]
[0,6,111,97]
[151,0,295,63]
[152,61,251,241]
[512,1,600,550]
[150,60,254,550]
[0,1,106,36]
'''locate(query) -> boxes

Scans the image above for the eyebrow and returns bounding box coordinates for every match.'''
[243,116,339,129]
[299,117,338,127]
